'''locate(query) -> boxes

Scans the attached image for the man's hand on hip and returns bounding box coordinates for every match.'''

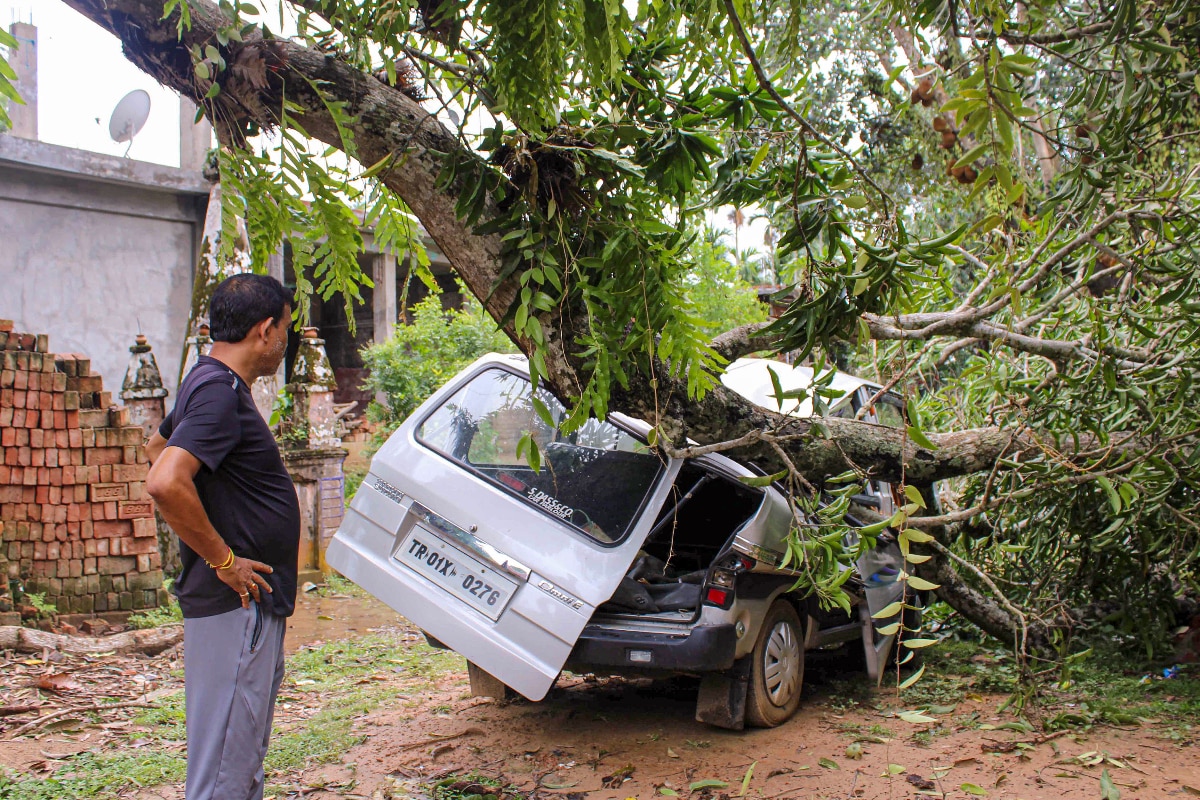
[215,557,274,609]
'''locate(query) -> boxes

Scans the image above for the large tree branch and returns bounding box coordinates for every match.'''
[59,0,1173,492]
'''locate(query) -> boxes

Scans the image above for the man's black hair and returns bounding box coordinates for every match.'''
[209,274,291,343]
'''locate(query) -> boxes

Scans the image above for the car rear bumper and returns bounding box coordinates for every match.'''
[566,622,738,672]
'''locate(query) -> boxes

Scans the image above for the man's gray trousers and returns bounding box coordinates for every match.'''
[183,602,287,800]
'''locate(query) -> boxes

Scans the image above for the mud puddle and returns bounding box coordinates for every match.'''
[285,586,404,653]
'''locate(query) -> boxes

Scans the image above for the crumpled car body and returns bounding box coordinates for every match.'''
[327,354,912,728]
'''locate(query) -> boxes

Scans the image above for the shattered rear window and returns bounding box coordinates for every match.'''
[416,368,664,544]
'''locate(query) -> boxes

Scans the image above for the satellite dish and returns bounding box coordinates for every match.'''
[108,89,151,146]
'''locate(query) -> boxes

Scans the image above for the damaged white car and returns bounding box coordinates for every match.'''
[327,354,916,729]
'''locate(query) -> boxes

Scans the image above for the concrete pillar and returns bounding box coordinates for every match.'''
[7,23,37,140]
[119,333,169,440]
[372,252,397,345]
[282,448,348,581]
[179,97,213,172]
[286,327,339,449]
[282,326,346,580]
[119,333,182,577]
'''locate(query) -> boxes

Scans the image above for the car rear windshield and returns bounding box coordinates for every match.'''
[416,367,665,544]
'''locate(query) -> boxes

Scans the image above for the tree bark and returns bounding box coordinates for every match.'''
[0,625,183,656]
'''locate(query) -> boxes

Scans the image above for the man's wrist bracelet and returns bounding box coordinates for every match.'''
[205,548,235,571]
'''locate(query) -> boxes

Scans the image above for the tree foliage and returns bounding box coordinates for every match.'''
[15,0,1200,655]
[361,287,516,423]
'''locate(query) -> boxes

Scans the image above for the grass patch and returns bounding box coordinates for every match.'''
[263,634,462,791]
[132,690,187,741]
[127,580,182,629]
[883,635,1197,741]
[430,772,523,800]
[0,751,186,800]
[1,632,463,799]
[310,572,371,600]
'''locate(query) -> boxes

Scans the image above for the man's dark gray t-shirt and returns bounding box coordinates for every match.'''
[159,356,300,618]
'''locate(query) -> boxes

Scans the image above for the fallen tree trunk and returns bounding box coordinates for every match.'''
[0,625,183,656]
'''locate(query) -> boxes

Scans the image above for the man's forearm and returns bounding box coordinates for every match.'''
[150,477,231,566]
[145,432,167,465]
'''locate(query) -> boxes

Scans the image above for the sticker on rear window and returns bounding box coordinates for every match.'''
[526,487,574,521]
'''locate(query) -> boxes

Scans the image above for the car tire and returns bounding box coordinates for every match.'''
[745,600,805,728]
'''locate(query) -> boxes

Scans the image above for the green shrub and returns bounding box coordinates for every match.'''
[361,287,516,426]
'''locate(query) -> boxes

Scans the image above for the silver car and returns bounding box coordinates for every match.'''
[327,354,913,729]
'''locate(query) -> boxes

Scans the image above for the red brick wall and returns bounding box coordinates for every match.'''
[0,320,165,617]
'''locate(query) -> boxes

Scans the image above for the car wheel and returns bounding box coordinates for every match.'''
[745,600,805,728]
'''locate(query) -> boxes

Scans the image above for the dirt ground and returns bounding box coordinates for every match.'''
[285,594,1200,800]
[1,590,1197,800]
[320,665,1200,800]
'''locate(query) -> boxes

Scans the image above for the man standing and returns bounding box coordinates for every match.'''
[146,274,300,800]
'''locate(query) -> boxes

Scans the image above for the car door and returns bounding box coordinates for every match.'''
[327,356,682,700]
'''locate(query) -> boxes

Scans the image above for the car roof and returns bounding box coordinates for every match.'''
[720,357,878,418]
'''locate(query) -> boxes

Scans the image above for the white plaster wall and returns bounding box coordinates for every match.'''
[0,173,200,402]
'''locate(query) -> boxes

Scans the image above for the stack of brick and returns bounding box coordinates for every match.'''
[0,319,166,620]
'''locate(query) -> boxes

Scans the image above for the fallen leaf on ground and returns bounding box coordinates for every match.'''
[602,764,634,788]
[906,774,936,790]
[688,778,727,791]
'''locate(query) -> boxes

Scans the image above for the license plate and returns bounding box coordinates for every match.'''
[394,527,518,621]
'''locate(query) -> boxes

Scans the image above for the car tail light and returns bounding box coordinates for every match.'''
[705,587,731,607]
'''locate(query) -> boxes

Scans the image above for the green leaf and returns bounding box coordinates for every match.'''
[900,528,934,544]
[1097,476,1121,514]
[906,576,940,592]
[749,142,770,173]
[658,789,678,797]
[857,517,894,536]
[766,365,785,410]
[953,143,989,169]
[897,710,937,724]
[844,195,870,209]
[903,485,926,508]
[739,761,757,796]
[901,638,940,649]
[689,779,728,790]
[739,469,789,487]
[872,601,904,619]
[907,425,937,450]
[818,757,840,769]
[960,782,987,796]
[1101,768,1120,800]
[899,664,926,689]
[531,397,555,429]
[875,621,901,636]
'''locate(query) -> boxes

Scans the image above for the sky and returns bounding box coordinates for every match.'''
[7,0,188,166]
[6,0,771,263]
